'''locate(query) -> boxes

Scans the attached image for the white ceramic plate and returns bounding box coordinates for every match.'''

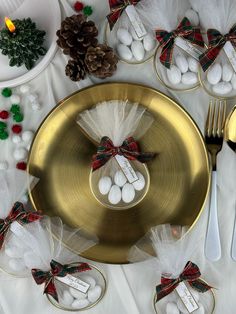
[0,0,61,87]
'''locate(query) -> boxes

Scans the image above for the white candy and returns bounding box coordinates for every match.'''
[188,57,198,73]
[28,93,38,103]
[131,41,145,61]
[143,33,155,52]
[79,275,96,289]
[13,148,28,161]
[222,63,233,82]
[167,65,181,85]
[69,287,87,299]
[0,161,8,170]
[117,44,133,61]
[231,73,236,89]
[24,251,42,269]
[31,102,41,111]
[71,299,90,309]
[10,94,20,104]
[185,9,199,26]
[181,72,198,85]
[132,172,145,191]
[130,27,143,41]
[12,135,21,144]
[61,290,74,306]
[108,185,122,204]
[114,170,127,187]
[177,299,188,314]
[98,176,112,195]
[175,55,188,73]
[195,304,205,314]
[122,183,135,203]
[212,82,232,95]
[117,28,132,46]
[5,245,24,258]
[166,302,180,314]
[88,285,102,303]
[19,84,30,94]
[22,130,34,143]
[8,258,26,271]
[207,63,222,85]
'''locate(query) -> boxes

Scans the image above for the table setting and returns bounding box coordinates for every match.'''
[0,0,236,313]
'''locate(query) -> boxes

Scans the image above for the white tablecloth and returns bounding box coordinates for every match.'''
[0,1,236,313]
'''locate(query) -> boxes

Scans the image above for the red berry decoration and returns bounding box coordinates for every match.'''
[74,1,84,11]
[0,110,9,119]
[12,124,22,134]
[16,161,27,171]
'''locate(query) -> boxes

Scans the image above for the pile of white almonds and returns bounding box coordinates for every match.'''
[98,170,145,205]
[116,27,156,62]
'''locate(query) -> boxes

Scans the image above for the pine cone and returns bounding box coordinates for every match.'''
[65,59,87,81]
[85,44,118,78]
[0,18,46,70]
[56,14,98,59]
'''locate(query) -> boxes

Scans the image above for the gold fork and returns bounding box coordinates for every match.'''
[205,99,226,262]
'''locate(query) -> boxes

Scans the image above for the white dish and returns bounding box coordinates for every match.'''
[0,0,61,87]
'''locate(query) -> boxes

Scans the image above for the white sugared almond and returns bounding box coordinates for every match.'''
[131,41,145,61]
[231,73,236,89]
[212,82,232,95]
[98,176,112,195]
[117,28,132,46]
[122,183,135,203]
[114,170,127,187]
[117,44,133,61]
[207,63,222,85]
[108,185,122,204]
[222,63,233,82]
[71,299,90,309]
[181,72,198,85]
[167,65,181,85]
[187,57,198,73]
[69,287,87,299]
[132,172,145,191]
[175,55,188,73]
[79,274,96,289]
[61,290,74,306]
[143,33,155,51]
[88,285,102,303]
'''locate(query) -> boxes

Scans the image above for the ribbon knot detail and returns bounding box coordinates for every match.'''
[156,17,204,69]
[199,25,236,71]
[106,0,141,30]
[0,202,42,250]
[92,136,156,171]
[32,260,91,302]
[155,261,212,302]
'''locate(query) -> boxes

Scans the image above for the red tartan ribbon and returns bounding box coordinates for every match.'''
[92,136,156,171]
[106,0,140,30]
[199,25,236,71]
[0,202,42,250]
[156,17,204,69]
[32,260,91,302]
[156,261,212,302]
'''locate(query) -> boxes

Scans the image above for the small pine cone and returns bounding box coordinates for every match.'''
[85,44,118,78]
[56,14,98,59]
[65,59,87,81]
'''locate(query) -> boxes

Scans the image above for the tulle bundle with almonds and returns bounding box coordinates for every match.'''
[128,225,215,314]
[77,100,156,209]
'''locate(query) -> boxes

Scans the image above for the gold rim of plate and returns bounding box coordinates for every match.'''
[27,82,210,264]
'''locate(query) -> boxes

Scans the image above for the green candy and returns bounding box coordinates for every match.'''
[10,104,21,114]
[0,130,8,140]
[0,121,7,129]
[1,88,12,97]
[83,5,93,16]
[13,112,24,122]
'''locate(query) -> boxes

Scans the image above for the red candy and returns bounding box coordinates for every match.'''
[0,110,9,119]
[12,124,22,134]
[16,161,27,171]
[74,1,84,11]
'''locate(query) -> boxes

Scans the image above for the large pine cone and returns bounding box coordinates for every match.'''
[85,44,118,78]
[56,14,98,59]
[65,59,87,81]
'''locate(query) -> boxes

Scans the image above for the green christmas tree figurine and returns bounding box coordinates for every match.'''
[0,18,47,70]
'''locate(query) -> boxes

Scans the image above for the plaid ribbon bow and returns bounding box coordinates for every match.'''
[156,17,204,69]
[0,202,42,250]
[107,0,140,30]
[32,260,91,302]
[156,261,212,302]
[199,25,236,71]
[92,136,155,171]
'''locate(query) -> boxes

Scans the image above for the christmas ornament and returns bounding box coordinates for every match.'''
[0,121,8,140]
[10,94,20,104]
[13,112,24,123]
[13,148,28,161]
[12,125,22,134]
[65,59,86,81]
[74,1,84,11]
[1,87,12,97]
[16,162,27,171]
[10,104,20,114]
[0,110,9,119]
[12,134,21,144]
[83,6,93,16]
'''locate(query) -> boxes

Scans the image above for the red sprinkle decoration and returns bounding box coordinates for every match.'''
[74,1,84,11]
[12,124,22,134]
[16,161,27,171]
[0,110,9,119]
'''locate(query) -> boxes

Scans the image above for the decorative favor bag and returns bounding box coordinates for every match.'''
[105,0,157,64]
[194,0,236,98]
[129,225,215,314]
[140,0,204,91]
[77,100,155,209]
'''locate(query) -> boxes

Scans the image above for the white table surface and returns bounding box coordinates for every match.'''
[0,1,236,313]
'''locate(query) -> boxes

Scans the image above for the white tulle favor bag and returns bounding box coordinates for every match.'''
[0,168,42,277]
[194,0,236,98]
[77,100,156,210]
[128,225,216,314]
[140,0,205,91]
[9,216,106,311]
[105,0,157,64]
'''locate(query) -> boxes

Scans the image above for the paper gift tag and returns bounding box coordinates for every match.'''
[175,282,199,313]
[57,274,90,294]
[125,5,147,38]
[175,37,202,60]
[115,155,138,183]
[223,41,236,72]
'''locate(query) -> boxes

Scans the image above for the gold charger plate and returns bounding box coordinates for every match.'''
[28,82,210,264]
